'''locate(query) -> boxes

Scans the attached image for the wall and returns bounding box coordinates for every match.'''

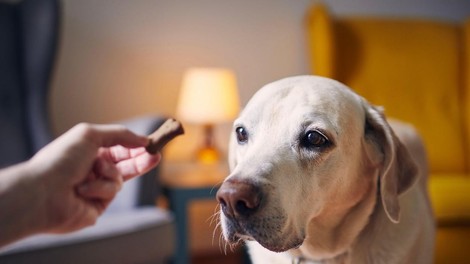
[51,0,310,130]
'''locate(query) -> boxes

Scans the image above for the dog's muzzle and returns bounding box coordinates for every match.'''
[216,177,304,252]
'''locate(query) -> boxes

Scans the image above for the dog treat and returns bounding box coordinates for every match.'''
[146,118,185,154]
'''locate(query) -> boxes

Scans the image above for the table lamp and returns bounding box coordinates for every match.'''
[177,67,240,164]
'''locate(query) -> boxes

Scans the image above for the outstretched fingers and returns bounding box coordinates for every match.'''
[116,152,161,181]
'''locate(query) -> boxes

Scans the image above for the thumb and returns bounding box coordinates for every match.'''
[73,123,149,148]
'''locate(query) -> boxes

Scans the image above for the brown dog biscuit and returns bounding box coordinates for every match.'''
[146,118,185,154]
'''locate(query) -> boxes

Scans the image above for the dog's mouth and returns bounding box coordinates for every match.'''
[216,177,305,252]
[221,213,305,252]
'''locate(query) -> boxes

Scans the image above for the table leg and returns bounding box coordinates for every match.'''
[165,187,219,264]
[168,189,190,264]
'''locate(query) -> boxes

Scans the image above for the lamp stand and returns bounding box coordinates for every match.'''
[197,124,220,164]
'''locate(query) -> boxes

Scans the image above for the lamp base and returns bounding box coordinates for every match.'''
[197,146,220,164]
[195,124,222,164]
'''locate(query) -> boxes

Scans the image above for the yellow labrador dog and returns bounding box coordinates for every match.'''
[216,76,435,263]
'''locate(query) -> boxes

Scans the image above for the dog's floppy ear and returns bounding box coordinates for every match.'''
[363,104,418,223]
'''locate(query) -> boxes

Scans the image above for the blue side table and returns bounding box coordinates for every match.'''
[161,161,228,264]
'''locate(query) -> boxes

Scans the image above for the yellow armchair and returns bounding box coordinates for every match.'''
[306,4,470,263]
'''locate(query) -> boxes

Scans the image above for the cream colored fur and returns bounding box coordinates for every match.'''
[218,76,435,264]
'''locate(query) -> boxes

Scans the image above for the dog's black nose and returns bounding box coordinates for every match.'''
[216,179,262,219]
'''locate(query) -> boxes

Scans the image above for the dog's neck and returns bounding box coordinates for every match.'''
[289,179,378,263]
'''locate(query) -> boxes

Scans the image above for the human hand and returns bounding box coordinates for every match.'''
[26,123,161,234]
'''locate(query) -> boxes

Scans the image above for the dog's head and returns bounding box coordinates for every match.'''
[216,76,418,253]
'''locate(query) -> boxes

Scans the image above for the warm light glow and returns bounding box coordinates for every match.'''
[177,68,240,124]
[197,147,220,164]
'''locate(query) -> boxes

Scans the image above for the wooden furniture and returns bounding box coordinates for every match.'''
[161,161,227,264]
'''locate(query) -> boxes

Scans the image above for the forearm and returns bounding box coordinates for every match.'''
[0,162,45,248]
[0,123,159,248]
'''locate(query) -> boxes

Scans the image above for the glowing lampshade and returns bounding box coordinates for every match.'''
[176,68,240,163]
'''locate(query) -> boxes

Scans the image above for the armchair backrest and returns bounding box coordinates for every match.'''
[0,0,59,168]
[306,4,470,174]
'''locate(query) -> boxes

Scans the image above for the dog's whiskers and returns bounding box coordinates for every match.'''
[210,190,246,255]
[208,205,230,255]
[207,204,220,227]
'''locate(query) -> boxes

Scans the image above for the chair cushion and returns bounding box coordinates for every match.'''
[428,175,470,224]
[0,207,175,264]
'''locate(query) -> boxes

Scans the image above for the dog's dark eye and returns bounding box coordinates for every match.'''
[236,126,248,144]
[301,130,329,149]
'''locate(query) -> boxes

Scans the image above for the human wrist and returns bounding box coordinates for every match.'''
[0,162,48,247]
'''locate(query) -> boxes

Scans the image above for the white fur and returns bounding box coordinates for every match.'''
[218,76,435,264]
